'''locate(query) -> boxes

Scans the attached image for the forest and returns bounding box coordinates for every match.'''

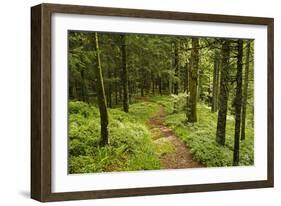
[68,31,254,174]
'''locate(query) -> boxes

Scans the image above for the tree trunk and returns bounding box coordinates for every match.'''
[128,80,133,104]
[114,66,118,105]
[158,77,162,95]
[80,70,88,102]
[152,78,155,95]
[71,80,77,99]
[184,61,190,93]
[241,41,250,140]
[141,80,144,96]
[197,69,201,101]
[93,32,109,146]
[174,41,179,94]
[187,38,199,123]
[216,40,231,145]
[211,50,220,112]
[120,34,129,112]
[107,70,112,108]
[233,40,243,166]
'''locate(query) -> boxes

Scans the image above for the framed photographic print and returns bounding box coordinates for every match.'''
[31,3,274,202]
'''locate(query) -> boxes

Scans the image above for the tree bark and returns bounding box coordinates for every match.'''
[211,50,220,112]
[152,77,155,95]
[233,40,243,166]
[216,40,231,145]
[93,32,109,146]
[80,70,88,102]
[241,41,250,140]
[187,38,199,123]
[158,77,162,95]
[174,41,179,94]
[184,61,190,93]
[120,34,129,112]
[107,69,112,108]
[114,66,118,105]
[141,80,145,97]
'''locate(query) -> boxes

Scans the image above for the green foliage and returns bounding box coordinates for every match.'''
[69,101,161,173]
[164,103,254,167]
[171,92,188,113]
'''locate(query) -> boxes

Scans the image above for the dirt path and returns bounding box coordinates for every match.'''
[147,106,204,169]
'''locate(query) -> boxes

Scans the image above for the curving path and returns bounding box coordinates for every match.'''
[147,106,204,169]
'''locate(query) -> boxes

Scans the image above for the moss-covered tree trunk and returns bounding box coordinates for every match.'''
[216,40,230,145]
[120,34,129,112]
[187,38,199,122]
[233,40,243,166]
[241,41,250,140]
[211,50,220,112]
[93,32,109,146]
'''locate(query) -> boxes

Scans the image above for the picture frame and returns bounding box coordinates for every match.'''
[31,3,274,202]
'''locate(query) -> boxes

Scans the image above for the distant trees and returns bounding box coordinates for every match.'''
[120,34,129,113]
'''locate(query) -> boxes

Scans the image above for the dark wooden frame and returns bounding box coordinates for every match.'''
[31,3,274,202]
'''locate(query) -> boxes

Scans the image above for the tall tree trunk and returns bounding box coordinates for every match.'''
[93,32,109,146]
[114,66,118,105]
[216,40,231,145]
[71,80,77,99]
[197,69,201,101]
[107,70,112,108]
[80,70,88,103]
[158,77,162,95]
[119,84,122,104]
[211,50,220,112]
[152,77,155,95]
[128,80,133,104]
[184,61,190,93]
[120,34,129,112]
[233,40,243,166]
[241,41,250,140]
[141,80,145,97]
[174,41,179,94]
[187,38,199,122]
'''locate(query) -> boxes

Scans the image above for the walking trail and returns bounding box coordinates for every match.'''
[147,106,204,169]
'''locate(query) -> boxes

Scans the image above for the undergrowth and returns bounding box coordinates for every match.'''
[68,101,161,173]
[164,103,254,167]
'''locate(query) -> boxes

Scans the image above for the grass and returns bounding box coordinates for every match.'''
[163,103,254,167]
[68,100,162,174]
[69,95,254,173]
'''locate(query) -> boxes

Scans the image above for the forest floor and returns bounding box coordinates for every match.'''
[69,95,254,174]
[147,105,204,169]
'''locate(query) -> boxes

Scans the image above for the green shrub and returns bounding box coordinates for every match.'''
[171,93,188,113]
[68,101,161,174]
[164,103,254,167]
